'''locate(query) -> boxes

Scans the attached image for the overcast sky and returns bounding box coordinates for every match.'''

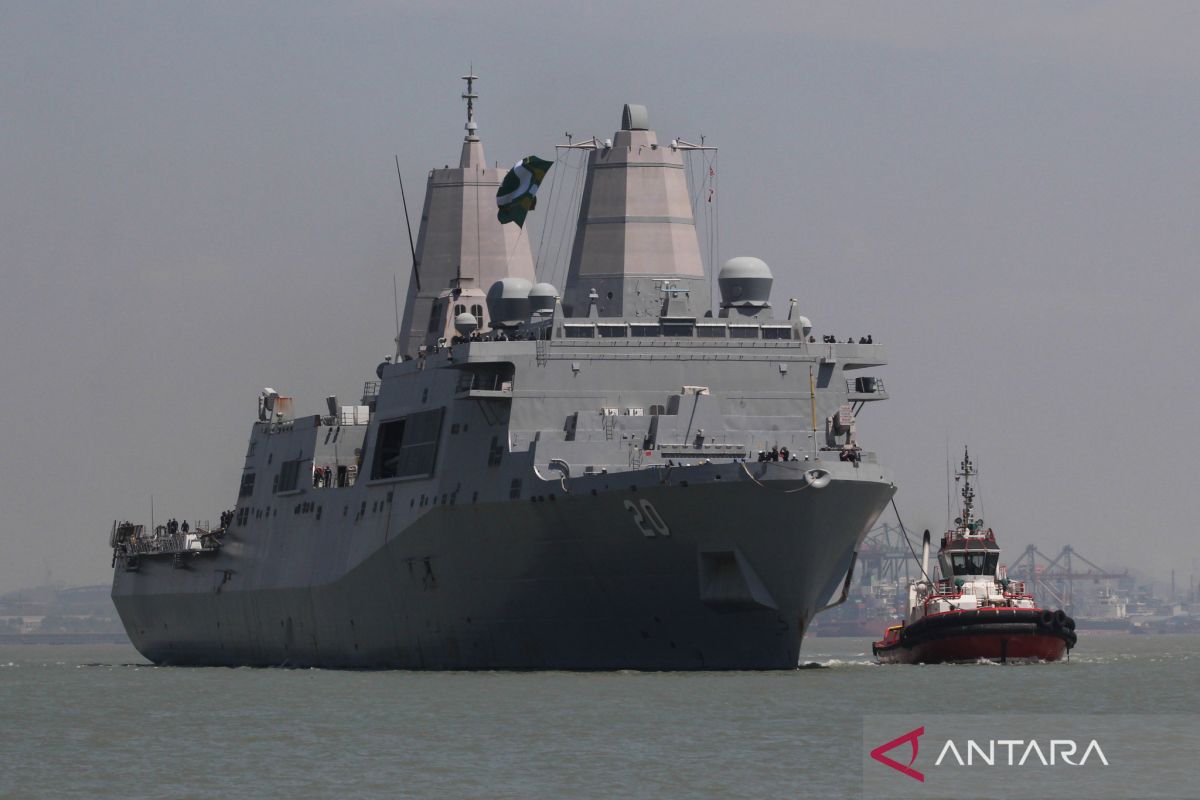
[2,1,1197,593]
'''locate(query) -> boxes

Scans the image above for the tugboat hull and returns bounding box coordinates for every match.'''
[873,609,1076,664]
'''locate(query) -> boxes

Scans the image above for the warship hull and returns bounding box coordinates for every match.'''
[113,463,894,670]
[110,95,901,671]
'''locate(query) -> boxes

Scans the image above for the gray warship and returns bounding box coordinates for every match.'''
[108,77,897,669]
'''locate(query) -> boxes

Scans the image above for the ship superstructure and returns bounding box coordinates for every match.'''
[397,71,537,358]
[109,78,897,669]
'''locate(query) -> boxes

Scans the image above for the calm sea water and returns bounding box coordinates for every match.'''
[1,634,1197,799]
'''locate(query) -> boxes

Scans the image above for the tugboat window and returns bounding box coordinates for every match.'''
[951,553,998,575]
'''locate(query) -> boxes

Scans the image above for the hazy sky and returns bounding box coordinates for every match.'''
[2,2,1197,592]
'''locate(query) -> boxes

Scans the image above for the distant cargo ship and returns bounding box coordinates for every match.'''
[1074,588,1131,631]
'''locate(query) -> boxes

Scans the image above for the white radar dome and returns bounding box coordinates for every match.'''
[486,277,533,328]
[717,257,773,307]
[454,312,479,336]
[529,282,558,314]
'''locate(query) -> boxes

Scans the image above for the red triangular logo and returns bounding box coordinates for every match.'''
[869,726,925,782]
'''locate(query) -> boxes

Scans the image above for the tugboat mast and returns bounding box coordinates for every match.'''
[955,447,979,529]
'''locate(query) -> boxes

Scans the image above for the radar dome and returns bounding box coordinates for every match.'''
[529,282,558,314]
[486,277,533,328]
[454,312,479,336]
[717,257,773,308]
[797,315,813,336]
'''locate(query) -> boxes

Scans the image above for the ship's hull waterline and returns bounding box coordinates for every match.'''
[113,465,895,670]
[874,630,1070,665]
[873,608,1077,664]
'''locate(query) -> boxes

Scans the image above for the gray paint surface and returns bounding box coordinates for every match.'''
[109,104,897,668]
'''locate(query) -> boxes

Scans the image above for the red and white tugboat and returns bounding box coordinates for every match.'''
[873,449,1076,664]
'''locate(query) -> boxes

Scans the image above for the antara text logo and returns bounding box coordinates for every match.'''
[871,726,1108,783]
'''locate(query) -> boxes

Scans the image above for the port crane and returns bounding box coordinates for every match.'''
[1007,544,1126,613]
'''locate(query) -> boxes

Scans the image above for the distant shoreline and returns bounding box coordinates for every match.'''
[0,633,130,646]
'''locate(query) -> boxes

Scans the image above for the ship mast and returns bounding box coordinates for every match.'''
[462,67,478,142]
[395,70,536,358]
[955,447,979,529]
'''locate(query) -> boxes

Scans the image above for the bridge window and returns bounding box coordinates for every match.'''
[729,325,759,339]
[762,326,792,340]
[950,552,998,576]
[696,324,726,338]
[661,323,695,337]
[238,472,256,498]
[598,324,627,338]
[564,325,594,338]
[630,324,659,337]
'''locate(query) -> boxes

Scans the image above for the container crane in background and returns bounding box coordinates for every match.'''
[1008,544,1126,613]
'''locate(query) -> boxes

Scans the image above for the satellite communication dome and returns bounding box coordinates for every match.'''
[717,257,773,308]
[486,277,533,328]
[454,312,479,336]
[797,315,813,335]
[529,282,558,314]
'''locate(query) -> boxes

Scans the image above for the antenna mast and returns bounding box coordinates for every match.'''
[956,447,977,525]
[462,67,478,141]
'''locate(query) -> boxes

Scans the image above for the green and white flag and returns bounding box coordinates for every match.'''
[496,155,553,227]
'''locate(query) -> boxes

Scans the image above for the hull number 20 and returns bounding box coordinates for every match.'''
[624,499,671,537]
